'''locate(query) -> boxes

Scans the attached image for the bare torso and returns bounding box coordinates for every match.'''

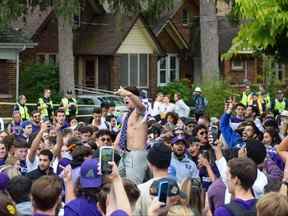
[126,110,147,150]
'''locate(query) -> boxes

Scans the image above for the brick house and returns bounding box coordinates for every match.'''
[0,28,36,117]
[0,28,35,101]
[19,1,163,96]
[152,0,200,85]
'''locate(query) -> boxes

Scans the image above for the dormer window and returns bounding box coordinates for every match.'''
[182,9,189,26]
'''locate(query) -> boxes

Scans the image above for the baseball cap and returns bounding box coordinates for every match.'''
[149,177,186,198]
[171,135,186,145]
[194,87,202,92]
[0,172,10,190]
[147,141,171,169]
[80,159,102,189]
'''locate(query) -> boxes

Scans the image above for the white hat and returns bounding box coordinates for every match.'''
[281,110,288,117]
[194,87,202,92]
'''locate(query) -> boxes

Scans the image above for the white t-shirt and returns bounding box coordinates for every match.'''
[215,157,267,204]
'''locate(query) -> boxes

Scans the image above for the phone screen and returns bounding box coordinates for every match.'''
[100,148,114,175]
[158,181,169,203]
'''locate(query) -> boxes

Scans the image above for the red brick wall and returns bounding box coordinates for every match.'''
[0,60,17,117]
[223,56,260,84]
[149,54,158,97]
[111,55,120,90]
[171,0,199,44]
[157,29,180,53]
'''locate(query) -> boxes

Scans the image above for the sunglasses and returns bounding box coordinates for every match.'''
[199,131,207,135]
[33,115,40,118]
[100,138,111,142]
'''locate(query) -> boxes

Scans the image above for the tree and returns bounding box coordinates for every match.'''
[223,0,288,61]
[0,0,80,95]
[0,0,173,94]
[199,0,220,82]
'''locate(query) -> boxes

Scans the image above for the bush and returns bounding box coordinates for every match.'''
[158,79,240,118]
[20,64,61,103]
[158,79,193,103]
[199,81,240,117]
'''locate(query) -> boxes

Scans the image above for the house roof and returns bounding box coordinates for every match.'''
[0,27,37,46]
[218,16,240,54]
[152,0,184,35]
[74,14,163,55]
[11,6,53,39]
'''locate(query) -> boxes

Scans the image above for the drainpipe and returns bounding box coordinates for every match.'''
[15,45,26,101]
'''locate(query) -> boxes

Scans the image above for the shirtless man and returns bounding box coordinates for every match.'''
[114,86,148,184]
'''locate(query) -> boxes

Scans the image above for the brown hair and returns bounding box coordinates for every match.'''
[228,158,257,191]
[31,176,62,211]
[0,193,17,216]
[256,192,288,216]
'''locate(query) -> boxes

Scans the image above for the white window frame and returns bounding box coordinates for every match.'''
[121,54,149,88]
[157,54,180,86]
[231,59,244,71]
[275,63,286,81]
[36,53,58,65]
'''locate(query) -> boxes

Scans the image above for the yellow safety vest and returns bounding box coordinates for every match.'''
[16,103,30,120]
[61,97,78,116]
[275,99,286,113]
[241,92,252,107]
[38,97,53,119]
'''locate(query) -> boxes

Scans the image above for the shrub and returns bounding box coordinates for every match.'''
[158,79,240,118]
[158,79,193,103]
[20,64,61,103]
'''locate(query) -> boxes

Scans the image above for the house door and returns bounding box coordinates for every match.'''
[85,60,96,88]
[98,56,111,90]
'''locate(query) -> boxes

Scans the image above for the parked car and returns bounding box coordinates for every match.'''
[77,94,128,123]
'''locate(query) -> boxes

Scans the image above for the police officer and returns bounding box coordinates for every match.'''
[60,90,78,119]
[37,88,54,121]
[271,90,288,115]
[14,95,30,121]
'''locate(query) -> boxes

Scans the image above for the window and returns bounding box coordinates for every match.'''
[36,53,57,65]
[120,54,149,87]
[231,59,244,71]
[36,54,45,64]
[157,54,180,86]
[0,60,9,95]
[182,9,189,26]
[275,63,286,81]
[48,54,57,65]
[78,98,95,105]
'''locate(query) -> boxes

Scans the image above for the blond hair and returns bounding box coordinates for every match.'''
[167,205,195,216]
[256,192,288,216]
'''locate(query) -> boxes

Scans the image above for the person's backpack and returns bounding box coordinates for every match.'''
[224,199,257,216]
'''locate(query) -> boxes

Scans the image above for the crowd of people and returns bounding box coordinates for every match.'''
[0,84,288,216]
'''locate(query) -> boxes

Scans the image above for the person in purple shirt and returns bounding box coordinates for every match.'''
[64,159,131,216]
[214,157,258,216]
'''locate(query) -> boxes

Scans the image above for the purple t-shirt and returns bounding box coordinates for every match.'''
[214,199,257,216]
[64,197,129,216]
[207,179,226,214]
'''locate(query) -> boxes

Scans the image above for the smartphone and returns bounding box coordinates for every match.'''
[99,146,114,175]
[158,181,169,204]
[210,126,219,146]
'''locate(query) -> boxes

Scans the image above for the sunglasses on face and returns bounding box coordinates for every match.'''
[33,115,40,118]
[199,131,207,135]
